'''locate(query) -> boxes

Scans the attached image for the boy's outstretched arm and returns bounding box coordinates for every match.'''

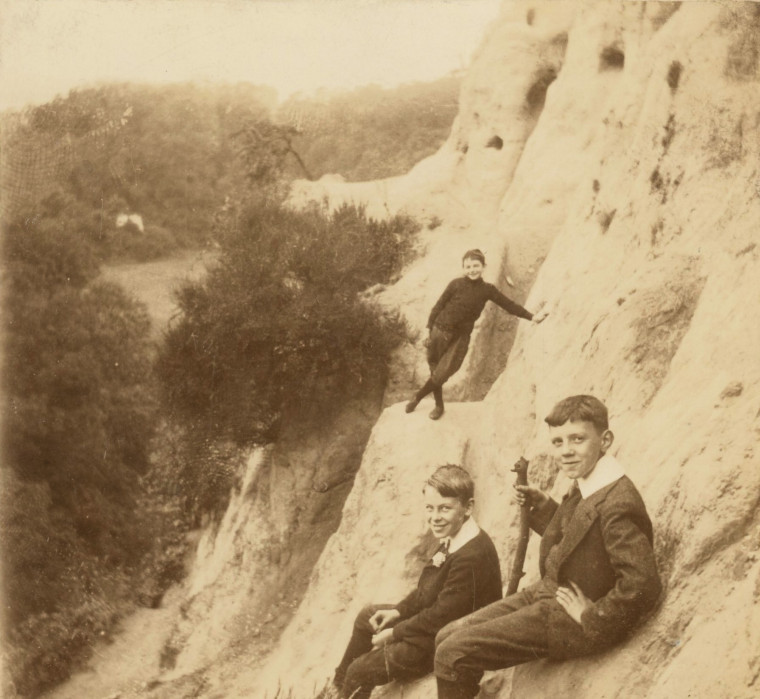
[487,286,534,321]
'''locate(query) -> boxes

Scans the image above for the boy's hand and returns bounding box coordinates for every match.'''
[369,608,400,632]
[532,310,549,324]
[371,628,394,648]
[556,581,592,625]
[513,484,549,510]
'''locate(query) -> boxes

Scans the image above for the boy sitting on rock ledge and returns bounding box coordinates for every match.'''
[434,395,662,698]
[330,465,502,699]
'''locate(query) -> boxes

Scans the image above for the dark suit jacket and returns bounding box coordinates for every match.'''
[529,476,661,657]
[391,529,502,651]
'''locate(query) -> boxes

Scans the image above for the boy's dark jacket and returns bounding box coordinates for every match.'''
[529,475,662,657]
[428,277,532,336]
[391,529,502,650]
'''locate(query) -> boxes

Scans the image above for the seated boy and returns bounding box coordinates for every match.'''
[332,465,502,699]
[434,395,662,698]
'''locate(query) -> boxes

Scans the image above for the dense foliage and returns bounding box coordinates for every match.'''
[0,73,454,694]
[158,202,416,452]
[0,207,179,695]
[2,76,457,267]
[2,82,275,262]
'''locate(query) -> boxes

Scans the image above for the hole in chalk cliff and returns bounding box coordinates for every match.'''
[599,46,625,71]
[667,61,683,91]
[525,67,558,117]
[598,208,616,233]
[486,135,503,150]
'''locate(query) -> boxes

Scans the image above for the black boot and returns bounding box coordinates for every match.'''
[429,386,444,420]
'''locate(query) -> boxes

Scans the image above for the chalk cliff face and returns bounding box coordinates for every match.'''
[254,2,760,698]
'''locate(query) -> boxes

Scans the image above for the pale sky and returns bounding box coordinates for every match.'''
[0,0,502,110]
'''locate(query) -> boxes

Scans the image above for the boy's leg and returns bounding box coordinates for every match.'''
[334,604,395,688]
[430,385,444,420]
[407,327,451,414]
[406,379,436,412]
[427,333,470,419]
[434,587,551,698]
[342,640,431,699]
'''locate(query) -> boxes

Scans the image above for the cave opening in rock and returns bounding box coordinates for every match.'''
[525,67,558,118]
[486,135,504,150]
[600,45,625,71]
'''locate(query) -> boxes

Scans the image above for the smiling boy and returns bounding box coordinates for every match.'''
[433,395,661,699]
[405,249,547,420]
[332,465,502,699]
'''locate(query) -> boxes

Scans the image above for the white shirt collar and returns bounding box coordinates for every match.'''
[441,516,480,555]
[577,453,625,499]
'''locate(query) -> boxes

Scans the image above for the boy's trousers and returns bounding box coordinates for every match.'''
[427,326,470,386]
[335,604,432,699]
[434,582,558,698]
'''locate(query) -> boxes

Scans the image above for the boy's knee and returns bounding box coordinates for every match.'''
[434,634,463,681]
[354,604,378,628]
[435,622,454,648]
[436,615,467,647]
[342,660,366,699]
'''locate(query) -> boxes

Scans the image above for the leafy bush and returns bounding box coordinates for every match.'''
[158,202,417,452]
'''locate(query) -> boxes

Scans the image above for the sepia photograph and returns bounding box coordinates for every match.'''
[1,1,759,698]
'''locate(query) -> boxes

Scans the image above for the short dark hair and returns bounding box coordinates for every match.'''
[544,395,609,432]
[424,464,474,505]
[462,249,486,265]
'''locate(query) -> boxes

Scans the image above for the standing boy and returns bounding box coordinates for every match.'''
[332,465,502,699]
[405,249,546,421]
[434,395,662,698]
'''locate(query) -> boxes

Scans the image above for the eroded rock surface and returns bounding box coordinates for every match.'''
[257,2,760,698]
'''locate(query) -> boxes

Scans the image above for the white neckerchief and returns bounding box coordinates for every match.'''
[440,516,480,555]
[577,452,626,499]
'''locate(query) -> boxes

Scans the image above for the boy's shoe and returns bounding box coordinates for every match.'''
[405,399,419,413]
[429,405,444,420]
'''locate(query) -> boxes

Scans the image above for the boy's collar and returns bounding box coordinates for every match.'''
[440,516,480,555]
[577,453,625,499]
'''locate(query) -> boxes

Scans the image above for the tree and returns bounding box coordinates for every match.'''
[158,201,416,451]
[233,120,313,185]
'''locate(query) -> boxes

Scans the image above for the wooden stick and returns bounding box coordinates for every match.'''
[506,456,530,596]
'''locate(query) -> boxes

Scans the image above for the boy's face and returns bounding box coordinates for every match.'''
[549,420,613,480]
[462,258,484,280]
[424,486,473,540]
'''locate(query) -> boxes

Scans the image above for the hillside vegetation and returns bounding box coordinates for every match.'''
[277,75,461,181]
[1,76,455,697]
